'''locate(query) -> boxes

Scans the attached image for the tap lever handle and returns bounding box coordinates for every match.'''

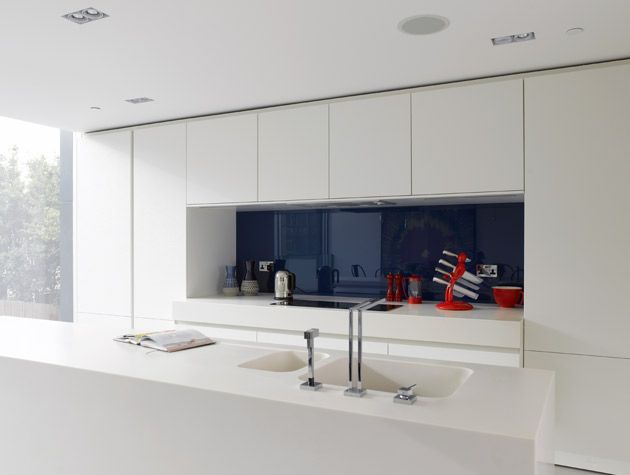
[304,328,319,340]
[398,384,417,397]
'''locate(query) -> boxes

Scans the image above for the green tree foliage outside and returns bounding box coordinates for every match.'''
[0,146,60,306]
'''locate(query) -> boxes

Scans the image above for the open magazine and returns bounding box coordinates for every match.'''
[114,329,215,352]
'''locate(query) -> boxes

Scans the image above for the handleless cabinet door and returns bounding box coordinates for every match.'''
[525,351,630,474]
[412,79,523,195]
[330,94,411,199]
[259,104,329,201]
[76,131,132,318]
[524,64,630,358]
[134,124,186,320]
[187,114,258,204]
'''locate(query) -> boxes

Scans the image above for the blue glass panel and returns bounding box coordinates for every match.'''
[236,203,523,303]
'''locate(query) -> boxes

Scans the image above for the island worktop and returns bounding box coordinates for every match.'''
[0,316,553,475]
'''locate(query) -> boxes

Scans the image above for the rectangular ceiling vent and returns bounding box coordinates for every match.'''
[491,32,535,46]
[62,7,109,24]
[125,97,155,104]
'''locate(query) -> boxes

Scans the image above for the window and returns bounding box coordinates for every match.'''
[0,116,71,321]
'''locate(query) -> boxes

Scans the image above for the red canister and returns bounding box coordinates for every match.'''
[407,274,423,304]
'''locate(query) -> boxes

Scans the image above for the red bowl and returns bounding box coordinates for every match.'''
[492,286,523,308]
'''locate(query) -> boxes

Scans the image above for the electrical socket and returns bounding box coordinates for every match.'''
[259,261,274,272]
[476,264,498,278]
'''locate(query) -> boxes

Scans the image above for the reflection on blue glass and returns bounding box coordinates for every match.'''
[236,203,523,303]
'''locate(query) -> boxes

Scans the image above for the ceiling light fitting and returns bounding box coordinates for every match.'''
[491,32,535,46]
[125,97,155,104]
[398,15,450,35]
[63,7,108,24]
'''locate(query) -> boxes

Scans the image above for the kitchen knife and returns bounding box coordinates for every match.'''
[432,276,479,300]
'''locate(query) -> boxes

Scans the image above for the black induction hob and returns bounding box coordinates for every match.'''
[270,299,402,311]
[366,303,404,312]
[271,299,356,309]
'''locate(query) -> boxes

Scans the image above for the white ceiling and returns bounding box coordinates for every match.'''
[1,0,629,132]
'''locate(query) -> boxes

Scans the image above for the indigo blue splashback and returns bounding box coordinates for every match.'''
[236,203,523,303]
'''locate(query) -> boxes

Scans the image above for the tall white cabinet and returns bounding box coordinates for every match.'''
[133,124,187,320]
[525,351,630,474]
[76,131,132,321]
[412,79,523,195]
[77,126,231,327]
[524,63,630,473]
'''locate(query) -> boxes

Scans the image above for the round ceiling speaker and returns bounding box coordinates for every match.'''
[398,15,450,35]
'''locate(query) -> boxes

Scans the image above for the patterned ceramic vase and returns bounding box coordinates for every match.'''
[222,265,239,296]
[240,279,259,296]
[241,260,259,296]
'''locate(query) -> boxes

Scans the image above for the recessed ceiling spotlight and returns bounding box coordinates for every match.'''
[398,15,450,35]
[63,7,108,24]
[566,27,585,35]
[492,32,536,46]
[125,97,155,104]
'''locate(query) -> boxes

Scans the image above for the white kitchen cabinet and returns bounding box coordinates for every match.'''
[256,331,389,355]
[76,131,132,318]
[187,114,258,204]
[412,79,523,195]
[525,351,630,474]
[524,63,630,358]
[133,124,186,320]
[259,104,329,201]
[191,325,257,343]
[329,94,411,198]
[388,342,520,368]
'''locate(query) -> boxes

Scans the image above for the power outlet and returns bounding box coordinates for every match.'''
[259,261,274,272]
[476,264,498,278]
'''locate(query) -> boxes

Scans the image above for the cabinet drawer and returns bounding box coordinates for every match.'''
[389,342,520,367]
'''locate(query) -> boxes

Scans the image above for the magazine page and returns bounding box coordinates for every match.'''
[145,329,208,346]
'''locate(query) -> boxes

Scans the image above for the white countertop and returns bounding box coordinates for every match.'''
[177,294,523,321]
[0,316,551,441]
[174,295,523,349]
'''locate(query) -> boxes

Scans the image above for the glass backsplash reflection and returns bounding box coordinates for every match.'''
[236,203,523,303]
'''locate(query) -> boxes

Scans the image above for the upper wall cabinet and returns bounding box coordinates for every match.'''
[76,131,132,318]
[134,123,186,320]
[258,104,329,201]
[187,114,258,205]
[412,79,523,195]
[330,94,411,199]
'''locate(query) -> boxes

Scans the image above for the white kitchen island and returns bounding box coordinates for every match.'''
[0,316,553,475]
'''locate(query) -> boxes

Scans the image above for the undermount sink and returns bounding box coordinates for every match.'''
[239,350,328,372]
[299,357,472,398]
